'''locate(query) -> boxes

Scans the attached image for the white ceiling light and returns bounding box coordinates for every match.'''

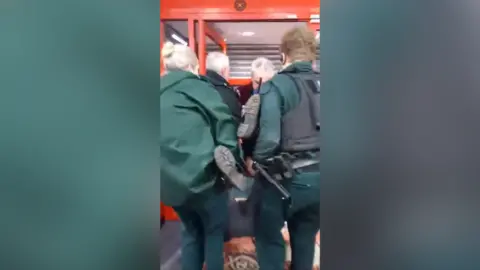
[310,14,320,23]
[240,31,255,37]
[171,33,187,45]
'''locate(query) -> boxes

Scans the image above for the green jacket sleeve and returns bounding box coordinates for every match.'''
[186,82,239,154]
[253,83,282,161]
[202,94,239,153]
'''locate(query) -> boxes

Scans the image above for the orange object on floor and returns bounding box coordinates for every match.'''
[161,203,179,221]
[202,230,321,270]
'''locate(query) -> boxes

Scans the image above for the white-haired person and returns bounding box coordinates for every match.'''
[233,57,278,175]
[160,42,239,270]
[204,52,242,125]
[237,57,277,105]
[251,57,277,92]
[235,57,277,140]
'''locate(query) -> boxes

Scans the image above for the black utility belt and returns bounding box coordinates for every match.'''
[260,154,319,180]
[252,153,319,205]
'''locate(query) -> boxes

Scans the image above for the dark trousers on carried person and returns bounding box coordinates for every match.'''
[173,183,229,270]
[254,166,320,270]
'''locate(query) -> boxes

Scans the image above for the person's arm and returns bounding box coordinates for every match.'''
[253,84,282,162]
[211,102,239,152]
[199,86,240,155]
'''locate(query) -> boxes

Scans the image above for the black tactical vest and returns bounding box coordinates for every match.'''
[279,72,320,152]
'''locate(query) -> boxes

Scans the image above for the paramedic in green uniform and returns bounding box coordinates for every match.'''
[160,42,238,270]
[252,27,321,270]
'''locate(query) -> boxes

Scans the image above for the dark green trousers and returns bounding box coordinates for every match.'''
[173,185,228,270]
[254,169,320,270]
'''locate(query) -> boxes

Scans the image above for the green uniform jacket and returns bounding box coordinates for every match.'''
[160,70,238,206]
[253,62,314,161]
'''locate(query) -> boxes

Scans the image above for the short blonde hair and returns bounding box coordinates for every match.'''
[161,42,199,72]
[280,26,317,62]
